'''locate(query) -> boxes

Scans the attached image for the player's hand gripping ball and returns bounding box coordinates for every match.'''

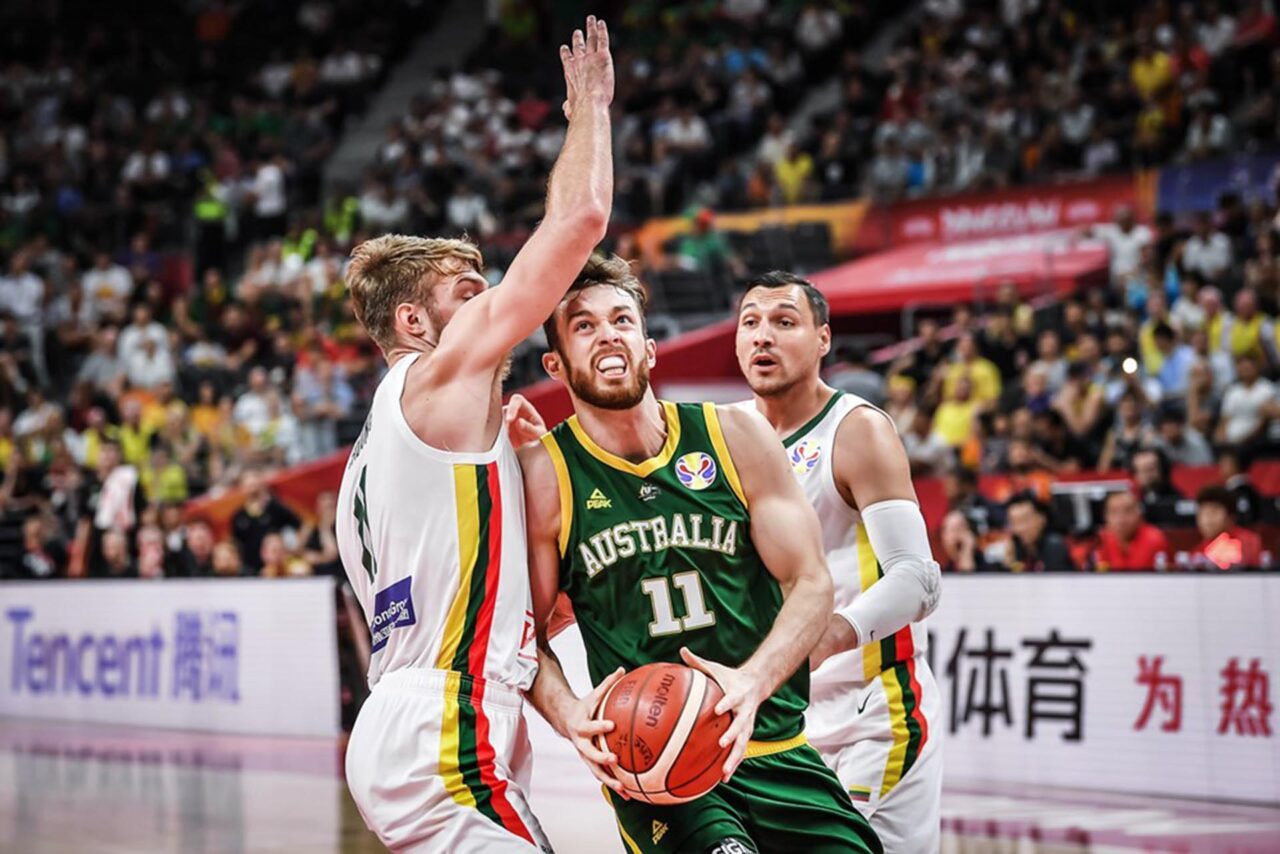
[592,662,733,804]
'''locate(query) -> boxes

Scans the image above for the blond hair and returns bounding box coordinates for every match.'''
[345,235,484,352]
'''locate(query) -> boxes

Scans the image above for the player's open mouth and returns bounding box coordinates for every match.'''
[751,353,778,369]
[595,354,628,377]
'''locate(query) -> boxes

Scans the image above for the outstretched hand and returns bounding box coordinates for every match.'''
[680,647,760,782]
[504,393,548,448]
[560,15,613,120]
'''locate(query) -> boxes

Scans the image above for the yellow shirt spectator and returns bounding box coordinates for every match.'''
[774,151,813,205]
[119,424,155,466]
[943,359,1002,405]
[1131,50,1172,100]
[933,399,978,447]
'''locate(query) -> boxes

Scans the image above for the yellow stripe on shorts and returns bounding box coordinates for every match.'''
[879,666,911,798]
[439,671,477,809]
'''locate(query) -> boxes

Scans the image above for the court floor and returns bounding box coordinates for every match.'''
[1,718,1277,853]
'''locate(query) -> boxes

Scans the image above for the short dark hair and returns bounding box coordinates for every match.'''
[542,252,648,353]
[1152,322,1176,341]
[1196,484,1234,514]
[740,270,830,326]
[1006,491,1047,517]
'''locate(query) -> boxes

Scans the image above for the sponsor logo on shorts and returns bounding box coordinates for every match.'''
[674,452,717,491]
[370,576,416,653]
[652,820,669,844]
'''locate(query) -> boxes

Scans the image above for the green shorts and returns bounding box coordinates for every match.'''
[604,737,882,854]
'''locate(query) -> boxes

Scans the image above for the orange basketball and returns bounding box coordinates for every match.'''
[593,662,733,805]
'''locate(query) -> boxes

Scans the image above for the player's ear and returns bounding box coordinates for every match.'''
[645,338,657,368]
[542,350,563,380]
[395,301,428,337]
[818,323,831,358]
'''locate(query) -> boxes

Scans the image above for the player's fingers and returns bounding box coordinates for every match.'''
[582,754,624,791]
[722,730,750,782]
[576,718,615,736]
[574,736,616,767]
[679,646,718,679]
[585,15,597,52]
[587,666,626,705]
[559,44,571,67]
[596,19,609,52]
[717,708,750,749]
[572,28,585,57]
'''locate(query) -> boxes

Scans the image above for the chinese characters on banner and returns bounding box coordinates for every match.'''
[933,630,1273,742]
[172,611,241,703]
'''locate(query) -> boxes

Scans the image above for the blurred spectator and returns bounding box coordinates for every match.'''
[1004,493,1076,573]
[231,469,300,574]
[1222,288,1277,363]
[18,514,66,580]
[944,333,1002,406]
[1156,406,1214,467]
[938,510,993,572]
[1087,205,1153,286]
[826,346,885,406]
[137,524,166,579]
[1131,447,1188,524]
[672,209,746,279]
[1152,323,1195,397]
[295,361,356,459]
[932,375,980,450]
[173,519,216,577]
[883,374,918,434]
[1099,391,1153,471]
[1215,353,1276,446]
[943,467,1004,541]
[1218,446,1263,526]
[300,491,341,576]
[211,541,244,577]
[81,253,133,324]
[1181,213,1234,282]
[1091,489,1170,571]
[902,408,951,476]
[100,530,136,578]
[1194,485,1263,569]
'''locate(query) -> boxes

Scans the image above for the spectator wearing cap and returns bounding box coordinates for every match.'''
[826,346,885,406]
[1155,405,1214,466]
[1216,353,1277,447]
[1092,489,1170,571]
[1003,493,1076,572]
[1194,485,1263,569]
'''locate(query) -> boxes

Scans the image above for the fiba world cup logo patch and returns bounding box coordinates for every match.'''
[790,439,822,475]
[675,452,717,491]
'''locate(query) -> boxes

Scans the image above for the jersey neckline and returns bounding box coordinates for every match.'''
[782,390,844,448]
[565,400,682,477]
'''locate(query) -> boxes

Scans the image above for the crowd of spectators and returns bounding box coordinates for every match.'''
[2,0,1278,582]
[837,188,1280,572]
[0,0,430,580]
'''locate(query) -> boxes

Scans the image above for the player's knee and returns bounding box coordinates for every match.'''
[703,837,758,854]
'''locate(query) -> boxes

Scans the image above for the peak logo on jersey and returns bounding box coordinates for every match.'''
[790,439,822,475]
[675,452,717,491]
[586,488,612,510]
[370,576,416,653]
[652,820,669,844]
[639,483,663,502]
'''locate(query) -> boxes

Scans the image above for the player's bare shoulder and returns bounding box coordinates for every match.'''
[831,401,913,509]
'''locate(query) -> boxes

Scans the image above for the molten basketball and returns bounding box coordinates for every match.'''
[593,662,733,805]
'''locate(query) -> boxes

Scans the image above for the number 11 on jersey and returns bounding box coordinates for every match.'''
[641,571,717,637]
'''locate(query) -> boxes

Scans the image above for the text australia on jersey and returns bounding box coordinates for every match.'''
[578,512,740,577]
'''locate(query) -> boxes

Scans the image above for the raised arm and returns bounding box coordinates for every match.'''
[518,440,626,795]
[811,406,940,666]
[436,17,614,370]
[680,405,833,781]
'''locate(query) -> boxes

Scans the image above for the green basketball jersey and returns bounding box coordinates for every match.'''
[541,400,807,741]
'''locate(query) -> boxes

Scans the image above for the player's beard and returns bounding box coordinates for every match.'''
[566,354,650,410]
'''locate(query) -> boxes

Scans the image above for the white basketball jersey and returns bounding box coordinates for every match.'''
[747,391,929,692]
[336,353,538,691]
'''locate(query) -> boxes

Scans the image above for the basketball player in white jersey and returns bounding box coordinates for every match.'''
[735,272,943,852]
[334,17,614,853]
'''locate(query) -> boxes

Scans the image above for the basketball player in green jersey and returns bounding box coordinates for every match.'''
[735,272,942,852]
[517,254,881,854]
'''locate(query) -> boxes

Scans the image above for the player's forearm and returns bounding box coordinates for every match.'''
[527,644,581,740]
[544,96,612,229]
[740,564,832,700]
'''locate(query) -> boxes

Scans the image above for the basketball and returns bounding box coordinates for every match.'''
[593,662,733,805]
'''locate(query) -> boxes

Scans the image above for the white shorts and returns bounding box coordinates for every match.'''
[345,668,552,853]
[807,655,943,854]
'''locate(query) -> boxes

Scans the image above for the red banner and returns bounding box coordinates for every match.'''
[854,174,1155,252]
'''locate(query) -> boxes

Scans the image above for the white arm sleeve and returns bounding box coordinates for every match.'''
[837,499,941,646]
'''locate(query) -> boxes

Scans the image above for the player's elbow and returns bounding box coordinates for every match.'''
[918,558,941,620]
[552,202,609,244]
